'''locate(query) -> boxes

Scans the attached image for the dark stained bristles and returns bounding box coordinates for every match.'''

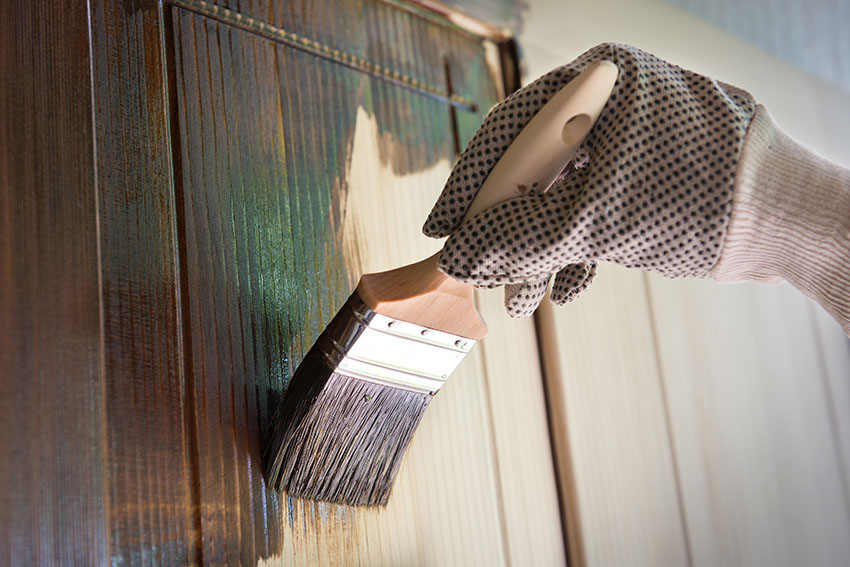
[265,294,433,506]
[266,366,431,506]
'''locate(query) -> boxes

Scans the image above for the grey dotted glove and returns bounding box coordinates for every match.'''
[423,43,756,317]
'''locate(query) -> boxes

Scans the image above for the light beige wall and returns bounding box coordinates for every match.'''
[520,0,850,164]
[519,1,850,564]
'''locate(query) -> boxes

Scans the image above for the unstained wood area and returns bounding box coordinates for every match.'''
[538,266,850,566]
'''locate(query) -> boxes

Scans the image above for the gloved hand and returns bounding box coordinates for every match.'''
[423,43,757,317]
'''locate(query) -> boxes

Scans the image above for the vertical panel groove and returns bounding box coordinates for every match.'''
[162,6,206,563]
[85,0,112,562]
[641,271,695,566]
[533,309,584,566]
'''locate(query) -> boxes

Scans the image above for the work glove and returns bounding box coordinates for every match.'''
[423,43,757,317]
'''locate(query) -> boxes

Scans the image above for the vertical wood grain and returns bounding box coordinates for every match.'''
[88,1,199,563]
[476,289,568,567]
[536,265,690,566]
[646,275,850,565]
[2,1,561,564]
[172,12,293,562]
[0,1,108,565]
[167,1,564,564]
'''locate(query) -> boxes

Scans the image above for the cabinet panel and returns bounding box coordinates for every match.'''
[1,2,108,565]
[537,265,689,566]
[89,1,199,562]
[3,2,566,564]
[169,2,563,564]
[647,275,850,565]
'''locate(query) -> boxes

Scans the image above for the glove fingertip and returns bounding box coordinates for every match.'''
[422,222,449,239]
[504,278,549,319]
[550,262,598,305]
[422,211,454,238]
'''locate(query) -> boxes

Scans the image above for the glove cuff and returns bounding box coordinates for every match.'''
[711,105,850,334]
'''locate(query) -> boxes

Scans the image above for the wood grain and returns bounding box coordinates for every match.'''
[89,1,199,563]
[476,288,568,567]
[167,1,549,564]
[536,265,690,566]
[172,12,294,562]
[646,275,850,565]
[3,1,563,564]
[0,1,107,565]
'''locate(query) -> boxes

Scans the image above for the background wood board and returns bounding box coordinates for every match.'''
[536,262,850,567]
[517,0,850,563]
[0,1,108,565]
[475,289,568,567]
[536,265,690,566]
[646,274,850,565]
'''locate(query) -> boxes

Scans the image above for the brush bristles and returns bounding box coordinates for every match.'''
[265,344,431,506]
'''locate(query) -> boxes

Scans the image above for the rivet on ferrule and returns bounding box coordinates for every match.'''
[316,294,476,395]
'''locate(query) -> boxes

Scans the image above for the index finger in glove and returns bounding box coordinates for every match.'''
[504,277,549,318]
[422,43,617,238]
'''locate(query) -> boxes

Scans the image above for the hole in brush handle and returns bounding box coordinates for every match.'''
[462,60,618,222]
[562,113,592,145]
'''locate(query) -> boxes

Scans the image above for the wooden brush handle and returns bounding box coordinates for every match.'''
[460,60,618,221]
[357,61,619,339]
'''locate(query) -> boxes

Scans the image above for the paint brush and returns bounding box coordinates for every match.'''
[265,60,618,506]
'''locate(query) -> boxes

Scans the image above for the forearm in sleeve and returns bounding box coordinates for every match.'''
[711,105,850,336]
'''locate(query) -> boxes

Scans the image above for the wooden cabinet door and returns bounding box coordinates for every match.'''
[3,1,566,564]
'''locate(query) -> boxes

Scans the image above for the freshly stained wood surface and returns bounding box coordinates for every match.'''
[89,1,198,563]
[0,1,107,565]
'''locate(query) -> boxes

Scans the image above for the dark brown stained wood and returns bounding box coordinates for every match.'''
[170,7,367,562]
[0,1,107,565]
[88,1,198,564]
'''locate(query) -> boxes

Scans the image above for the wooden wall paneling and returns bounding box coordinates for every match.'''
[317,68,506,567]
[166,0,566,564]
[433,0,527,34]
[536,265,690,566]
[810,305,850,504]
[88,1,198,563]
[171,10,295,563]
[278,3,510,561]
[0,1,108,565]
[446,20,568,564]
[475,289,568,567]
[646,275,850,565]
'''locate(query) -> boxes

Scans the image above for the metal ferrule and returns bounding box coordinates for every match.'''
[317,294,476,395]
